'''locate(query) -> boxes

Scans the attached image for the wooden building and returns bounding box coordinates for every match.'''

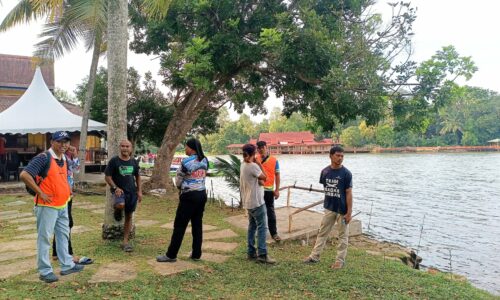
[0,54,105,179]
[227,131,335,155]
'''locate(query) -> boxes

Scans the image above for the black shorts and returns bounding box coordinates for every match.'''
[124,193,138,214]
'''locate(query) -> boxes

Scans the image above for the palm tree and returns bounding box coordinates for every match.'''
[0,0,106,182]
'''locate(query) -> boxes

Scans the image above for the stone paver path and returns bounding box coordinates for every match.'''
[160,223,218,233]
[0,240,36,253]
[0,258,36,279]
[24,265,95,283]
[79,203,105,210]
[0,210,18,216]
[14,233,38,240]
[135,220,160,227]
[203,229,238,240]
[148,259,203,276]
[16,224,36,231]
[0,212,32,221]
[184,252,230,263]
[202,241,239,252]
[89,262,137,283]
[9,216,36,224]
[0,250,36,262]
[72,225,93,234]
[71,201,93,208]
[4,200,27,207]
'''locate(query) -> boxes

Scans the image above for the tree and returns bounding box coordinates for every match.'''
[130,1,441,189]
[102,0,128,239]
[0,0,107,182]
[76,67,219,148]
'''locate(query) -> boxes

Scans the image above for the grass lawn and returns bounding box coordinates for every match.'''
[0,192,497,300]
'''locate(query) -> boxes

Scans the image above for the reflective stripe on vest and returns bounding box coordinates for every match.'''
[261,155,277,190]
[34,156,71,209]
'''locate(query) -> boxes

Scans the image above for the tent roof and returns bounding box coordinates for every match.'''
[0,67,106,134]
[487,138,500,143]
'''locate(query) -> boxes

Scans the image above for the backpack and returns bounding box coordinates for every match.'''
[26,151,52,196]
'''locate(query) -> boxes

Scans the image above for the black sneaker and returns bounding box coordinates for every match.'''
[113,208,123,222]
[39,272,58,283]
[247,253,257,261]
[60,264,84,276]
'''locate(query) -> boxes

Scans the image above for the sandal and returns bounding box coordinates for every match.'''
[77,257,94,265]
[122,244,134,252]
[331,260,344,269]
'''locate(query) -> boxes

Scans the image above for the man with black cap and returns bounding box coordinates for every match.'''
[20,131,84,283]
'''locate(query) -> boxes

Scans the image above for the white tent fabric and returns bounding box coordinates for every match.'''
[0,67,106,134]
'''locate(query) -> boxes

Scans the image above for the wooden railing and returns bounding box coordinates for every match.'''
[279,184,325,233]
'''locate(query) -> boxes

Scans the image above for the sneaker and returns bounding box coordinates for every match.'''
[272,234,282,242]
[303,256,319,264]
[256,255,276,264]
[60,264,84,276]
[113,208,123,222]
[189,255,201,261]
[156,255,177,263]
[39,272,59,283]
[247,253,257,261]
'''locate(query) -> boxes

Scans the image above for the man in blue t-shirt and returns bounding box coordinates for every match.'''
[304,145,353,269]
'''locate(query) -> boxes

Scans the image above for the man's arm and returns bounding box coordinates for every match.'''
[20,171,51,204]
[344,188,353,224]
[105,175,123,196]
[135,174,142,203]
[274,172,280,199]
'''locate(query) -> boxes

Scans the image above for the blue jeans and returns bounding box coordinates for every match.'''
[247,204,268,256]
[35,206,75,276]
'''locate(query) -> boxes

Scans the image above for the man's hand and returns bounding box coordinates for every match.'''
[273,189,280,199]
[137,191,143,203]
[114,188,124,197]
[344,212,352,224]
[38,192,52,204]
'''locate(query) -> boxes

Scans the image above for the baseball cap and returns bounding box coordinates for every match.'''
[52,131,71,142]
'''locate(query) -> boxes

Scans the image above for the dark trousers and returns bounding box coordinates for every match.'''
[52,199,73,256]
[166,190,207,259]
[264,191,278,236]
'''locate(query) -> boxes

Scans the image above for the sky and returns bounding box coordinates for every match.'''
[1,0,499,121]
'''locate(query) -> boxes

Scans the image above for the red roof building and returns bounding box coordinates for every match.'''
[227,131,336,154]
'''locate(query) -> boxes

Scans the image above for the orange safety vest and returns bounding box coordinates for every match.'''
[34,156,71,209]
[261,155,278,190]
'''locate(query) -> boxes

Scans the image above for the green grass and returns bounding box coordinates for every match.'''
[0,193,497,300]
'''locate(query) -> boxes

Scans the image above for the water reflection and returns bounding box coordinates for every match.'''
[208,152,500,295]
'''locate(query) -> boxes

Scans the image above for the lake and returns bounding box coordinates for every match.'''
[206,152,500,295]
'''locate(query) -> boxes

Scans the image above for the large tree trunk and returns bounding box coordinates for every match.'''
[102,0,129,240]
[146,91,208,191]
[75,33,102,183]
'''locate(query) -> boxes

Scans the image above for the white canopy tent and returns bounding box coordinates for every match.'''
[0,67,106,134]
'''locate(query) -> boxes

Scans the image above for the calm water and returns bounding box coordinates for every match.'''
[207,153,500,295]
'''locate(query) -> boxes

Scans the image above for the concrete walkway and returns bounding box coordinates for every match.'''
[225,206,362,243]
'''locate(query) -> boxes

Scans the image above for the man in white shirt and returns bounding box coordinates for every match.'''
[240,144,276,264]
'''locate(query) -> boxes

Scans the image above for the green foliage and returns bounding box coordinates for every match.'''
[0,194,495,299]
[215,154,241,192]
[75,67,219,147]
[340,126,363,147]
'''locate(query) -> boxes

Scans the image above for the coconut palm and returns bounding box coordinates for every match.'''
[0,0,170,182]
[0,0,106,182]
[215,154,242,207]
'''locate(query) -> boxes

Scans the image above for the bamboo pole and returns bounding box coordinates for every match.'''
[286,187,291,207]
